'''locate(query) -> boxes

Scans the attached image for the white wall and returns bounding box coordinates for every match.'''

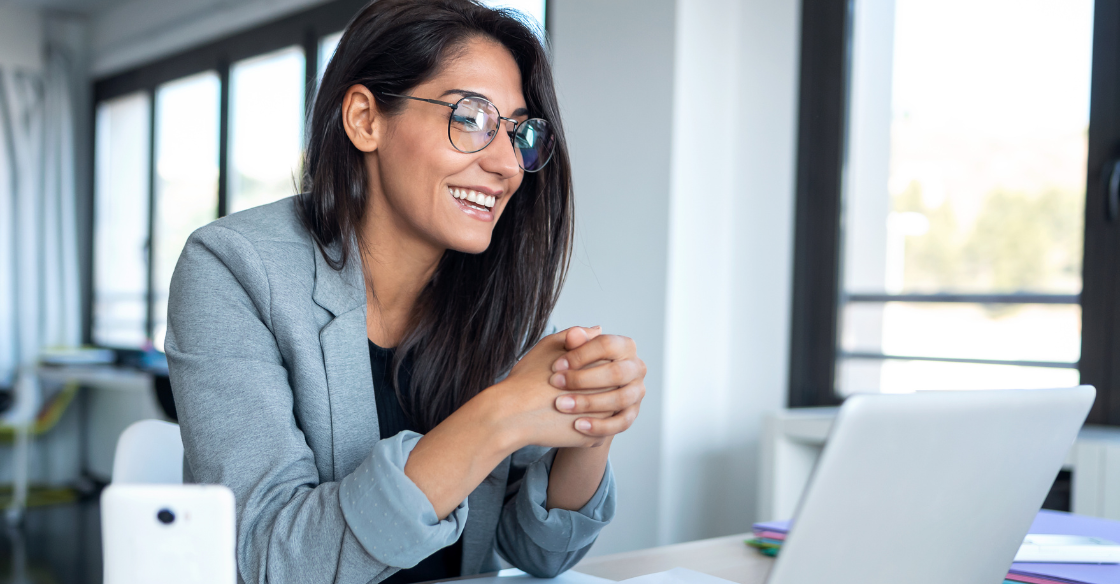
[551,0,802,552]
[0,4,44,72]
[549,0,677,556]
[660,0,801,544]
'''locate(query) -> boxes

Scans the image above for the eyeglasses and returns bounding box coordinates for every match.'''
[383,92,555,172]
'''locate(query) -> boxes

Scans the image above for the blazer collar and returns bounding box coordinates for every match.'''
[312,238,366,316]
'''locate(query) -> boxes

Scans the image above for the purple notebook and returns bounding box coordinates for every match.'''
[752,519,790,534]
[751,511,1120,584]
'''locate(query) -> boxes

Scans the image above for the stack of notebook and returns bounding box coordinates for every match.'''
[747,510,1120,584]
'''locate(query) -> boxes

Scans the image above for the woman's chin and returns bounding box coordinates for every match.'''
[448,235,493,255]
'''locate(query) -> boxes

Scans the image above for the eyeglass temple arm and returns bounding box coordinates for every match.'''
[382,93,458,109]
[383,92,521,127]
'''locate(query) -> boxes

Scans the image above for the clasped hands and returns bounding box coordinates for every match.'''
[492,325,647,449]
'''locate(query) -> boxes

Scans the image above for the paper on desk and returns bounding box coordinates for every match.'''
[616,568,737,584]
[477,567,734,584]
[454,568,612,584]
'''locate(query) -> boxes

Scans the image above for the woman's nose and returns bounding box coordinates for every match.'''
[478,123,521,178]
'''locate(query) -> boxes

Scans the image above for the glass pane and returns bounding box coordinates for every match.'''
[841,302,1081,363]
[838,357,1081,394]
[318,31,342,85]
[93,92,150,348]
[228,46,305,214]
[152,72,220,351]
[836,0,1092,395]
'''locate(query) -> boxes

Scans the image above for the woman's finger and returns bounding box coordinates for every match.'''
[552,334,636,372]
[551,357,646,391]
[555,379,645,413]
[573,404,641,437]
[564,325,602,351]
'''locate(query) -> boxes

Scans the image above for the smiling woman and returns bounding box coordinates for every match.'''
[164,1,646,583]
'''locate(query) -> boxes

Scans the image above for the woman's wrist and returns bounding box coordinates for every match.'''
[547,438,612,511]
[465,380,528,457]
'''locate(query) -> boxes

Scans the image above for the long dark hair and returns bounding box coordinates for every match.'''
[299,0,573,432]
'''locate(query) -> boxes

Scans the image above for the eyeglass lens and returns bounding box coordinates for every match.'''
[448,97,555,172]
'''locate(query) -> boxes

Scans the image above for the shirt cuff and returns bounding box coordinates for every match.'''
[338,430,468,567]
[514,449,616,553]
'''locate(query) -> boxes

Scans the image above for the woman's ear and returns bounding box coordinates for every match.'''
[342,84,382,153]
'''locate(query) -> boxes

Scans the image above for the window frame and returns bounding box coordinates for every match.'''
[86,0,374,348]
[788,0,1120,424]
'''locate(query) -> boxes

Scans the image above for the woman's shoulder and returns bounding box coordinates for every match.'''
[170,195,325,326]
[196,195,311,249]
[174,195,318,295]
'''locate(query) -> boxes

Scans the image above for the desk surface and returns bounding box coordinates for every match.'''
[574,533,773,583]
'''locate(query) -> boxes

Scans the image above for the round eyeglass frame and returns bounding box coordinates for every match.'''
[383,92,555,172]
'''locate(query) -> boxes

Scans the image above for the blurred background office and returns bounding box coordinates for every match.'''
[1,0,1118,581]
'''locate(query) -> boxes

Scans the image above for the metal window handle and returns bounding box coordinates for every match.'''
[1108,160,1120,222]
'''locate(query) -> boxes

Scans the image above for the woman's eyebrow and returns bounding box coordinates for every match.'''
[440,88,530,117]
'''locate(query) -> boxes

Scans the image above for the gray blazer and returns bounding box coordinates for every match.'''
[165,197,616,584]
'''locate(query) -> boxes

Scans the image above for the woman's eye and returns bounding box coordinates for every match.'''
[452,115,481,131]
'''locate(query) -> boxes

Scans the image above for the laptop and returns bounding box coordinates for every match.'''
[766,385,1095,584]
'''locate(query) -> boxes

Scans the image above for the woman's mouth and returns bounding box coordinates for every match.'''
[449,187,495,211]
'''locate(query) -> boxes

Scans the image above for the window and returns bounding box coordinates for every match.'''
[151,72,221,350]
[789,0,1120,423]
[228,47,306,214]
[88,0,548,351]
[90,2,359,350]
[318,32,342,85]
[92,92,150,348]
[837,0,1090,393]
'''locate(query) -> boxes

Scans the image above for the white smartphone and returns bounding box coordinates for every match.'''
[1014,533,1120,563]
[101,484,237,584]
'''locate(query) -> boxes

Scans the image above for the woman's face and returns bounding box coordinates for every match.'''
[363,37,528,255]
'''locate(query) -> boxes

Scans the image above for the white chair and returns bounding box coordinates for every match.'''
[111,419,184,484]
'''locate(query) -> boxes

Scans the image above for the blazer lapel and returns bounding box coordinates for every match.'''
[313,241,380,481]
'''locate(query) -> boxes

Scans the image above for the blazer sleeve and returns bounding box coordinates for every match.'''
[165,225,466,584]
[495,445,617,577]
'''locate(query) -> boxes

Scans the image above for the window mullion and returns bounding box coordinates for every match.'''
[145,89,158,344]
[217,60,231,219]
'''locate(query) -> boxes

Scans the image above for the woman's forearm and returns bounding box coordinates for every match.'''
[546,437,612,511]
[404,390,520,519]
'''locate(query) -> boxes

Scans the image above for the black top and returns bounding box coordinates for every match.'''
[368,340,463,582]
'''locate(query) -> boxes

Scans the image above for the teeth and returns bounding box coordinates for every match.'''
[449,187,496,209]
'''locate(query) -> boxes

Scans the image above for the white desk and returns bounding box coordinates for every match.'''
[576,533,773,583]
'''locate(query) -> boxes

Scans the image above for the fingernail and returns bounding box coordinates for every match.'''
[553,358,569,372]
[550,373,566,388]
[557,396,575,411]
[591,325,601,330]
[576,419,592,431]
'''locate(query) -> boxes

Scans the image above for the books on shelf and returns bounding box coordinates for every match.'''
[746,510,1120,584]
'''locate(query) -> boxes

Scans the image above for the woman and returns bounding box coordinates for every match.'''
[165,0,647,582]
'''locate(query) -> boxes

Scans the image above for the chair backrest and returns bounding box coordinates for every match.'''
[112,419,184,484]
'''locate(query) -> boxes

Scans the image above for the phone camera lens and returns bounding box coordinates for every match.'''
[157,509,175,524]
